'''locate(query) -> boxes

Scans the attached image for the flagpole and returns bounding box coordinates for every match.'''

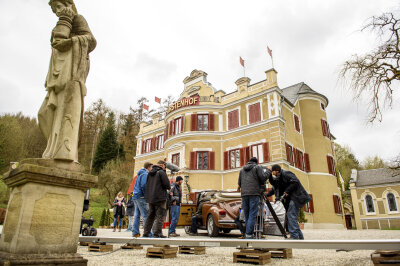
[271,55,274,69]
[243,65,246,77]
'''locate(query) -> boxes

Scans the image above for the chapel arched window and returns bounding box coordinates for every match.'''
[387,193,398,212]
[365,195,375,213]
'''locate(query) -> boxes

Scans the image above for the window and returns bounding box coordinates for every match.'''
[191,113,214,131]
[197,114,209,131]
[248,102,261,124]
[294,149,305,171]
[145,138,152,153]
[285,143,294,166]
[365,195,375,213]
[251,144,264,164]
[321,119,330,137]
[327,155,336,175]
[303,194,314,213]
[387,193,398,212]
[229,149,241,169]
[197,151,208,170]
[157,135,164,150]
[333,195,342,214]
[321,102,325,110]
[190,151,215,170]
[294,114,301,132]
[174,117,183,135]
[171,153,180,167]
[228,109,239,130]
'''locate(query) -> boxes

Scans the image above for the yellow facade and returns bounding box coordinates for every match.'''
[350,169,400,229]
[134,69,345,228]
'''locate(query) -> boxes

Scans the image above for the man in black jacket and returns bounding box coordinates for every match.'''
[238,157,271,239]
[143,160,170,238]
[169,176,183,237]
[266,164,311,240]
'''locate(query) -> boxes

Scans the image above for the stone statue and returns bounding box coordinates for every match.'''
[38,0,96,162]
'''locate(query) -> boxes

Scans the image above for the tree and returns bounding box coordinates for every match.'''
[99,208,106,227]
[92,112,119,174]
[97,159,130,206]
[157,95,175,118]
[334,144,360,190]
[340,11,400,122]
[361,155,387,170]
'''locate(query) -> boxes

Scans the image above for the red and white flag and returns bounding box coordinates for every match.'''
[239,56,245,67]
[155,96,161,104]
[143,104,149,111]
[267,46,273,58]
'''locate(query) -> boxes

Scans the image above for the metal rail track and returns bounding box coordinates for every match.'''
[79,236,400,250]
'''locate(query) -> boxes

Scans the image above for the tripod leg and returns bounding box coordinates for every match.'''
[264,198,287,238]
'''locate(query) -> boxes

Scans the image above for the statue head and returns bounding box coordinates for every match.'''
[49,0,77,16]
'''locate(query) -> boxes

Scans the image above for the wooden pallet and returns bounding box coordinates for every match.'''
[146,245,178,259]
[233,249,271,265]
[79,242,91,246]
[88,243,113,252]
[121,243,143,250]
[371,250,400,265]
[179,246,206,255]
[266,248,292,259]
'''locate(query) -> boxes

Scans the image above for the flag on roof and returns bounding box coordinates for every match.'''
[267,46,272,58]
[143,104,149,110]
[239,56,245,67]
[155,96,161,104]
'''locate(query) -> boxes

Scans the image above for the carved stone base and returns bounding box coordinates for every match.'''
[0,159,97,264]
[0,251,88,265]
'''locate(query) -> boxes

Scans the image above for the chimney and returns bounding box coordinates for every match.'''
[152,113,161,125]
[265,68,278,88]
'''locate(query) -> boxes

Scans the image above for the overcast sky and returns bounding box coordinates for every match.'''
[0,0,399,163]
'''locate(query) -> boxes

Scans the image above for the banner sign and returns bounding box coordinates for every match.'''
[167,96,199,114]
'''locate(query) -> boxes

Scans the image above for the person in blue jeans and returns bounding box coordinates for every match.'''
[169,176,183,237]
[266,164,311,240]
[125,192,135,232]
[132,162,153,237]
[238,157,270,239]
[112,192,126,232]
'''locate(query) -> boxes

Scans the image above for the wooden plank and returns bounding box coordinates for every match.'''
[233,250,271,265]
[371,251,400,265]
[179,246,206,255]
[121,243,143,250]
[267,248,293,259]
[146,253,177,259]
[79,242,91,246]
[88,244,113,252]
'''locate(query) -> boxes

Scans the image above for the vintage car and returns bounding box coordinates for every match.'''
[177,190,242,237]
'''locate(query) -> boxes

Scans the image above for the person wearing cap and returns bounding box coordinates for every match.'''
[169,176,184,237]
[125,191,135,232]
[143,160,170,238]
[266,164,311,240]
[237,157,271,239]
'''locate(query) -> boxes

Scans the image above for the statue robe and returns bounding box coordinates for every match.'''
[38,14,96,162]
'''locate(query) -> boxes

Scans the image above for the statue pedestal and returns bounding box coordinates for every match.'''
[0,159,97,265]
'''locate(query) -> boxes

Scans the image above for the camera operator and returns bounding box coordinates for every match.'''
[266,164,311,240]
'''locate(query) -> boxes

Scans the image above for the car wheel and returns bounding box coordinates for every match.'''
[184,226,191,234]
[90,228,97,236]
[222,229,231,234]
[81,228,89,236]
[207,215,219,237]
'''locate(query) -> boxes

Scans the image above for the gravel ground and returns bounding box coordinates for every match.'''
[80,228,400,266]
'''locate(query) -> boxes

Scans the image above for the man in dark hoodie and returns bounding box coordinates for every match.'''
[266,164,311,239]
[237,157,271,239]
[143,160,170,238]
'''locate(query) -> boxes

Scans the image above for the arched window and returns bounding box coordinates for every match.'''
[365,195,375,213]
[387,193,398,212]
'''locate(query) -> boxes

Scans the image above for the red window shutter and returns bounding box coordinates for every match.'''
[245,146,251,163]
[321,119,328,136]
[327,156,333,174]
[263,142,270,163]
[294,114,300,132]
[248,104,254,124]
[209,114,215,131]
[309,194,314,213]
[169,120,174,136]
[190,152,196,170]
[150,138,154,151]
[141,141,145,154]
[254,102,261,122]
[304,153,311,172]
[285,143,290,162]
[155,136,159,150]
[240,148,246,167]
[209,151,215,170]
[333,195,338,214]
[181,116,184,132]
[234,110,239,128]
[165,124,168,140]
[293,149,298,168]
[228,111,233,130]
[224,151,229,170]
[191,114,197,131]
[299,151,304,171]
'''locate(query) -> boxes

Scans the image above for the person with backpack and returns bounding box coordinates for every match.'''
[169,176,183,237]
